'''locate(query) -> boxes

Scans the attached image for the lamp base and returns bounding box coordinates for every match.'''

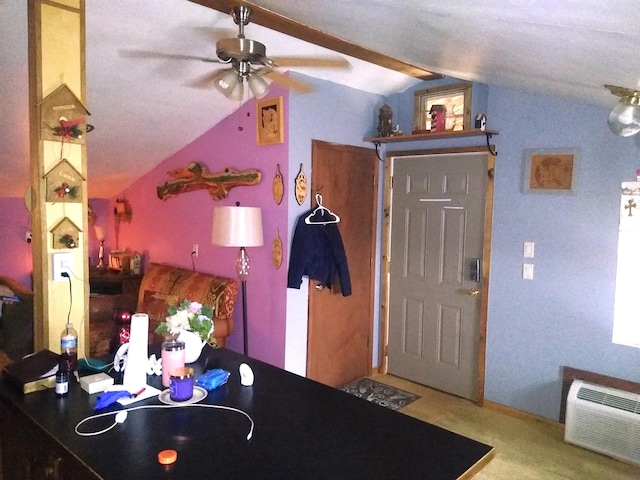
[241,279,248,356]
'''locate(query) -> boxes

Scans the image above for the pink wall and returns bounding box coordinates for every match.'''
[0,197,33,289]
[114,86,289,367]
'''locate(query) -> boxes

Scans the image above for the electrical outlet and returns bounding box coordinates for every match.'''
[25,231,32,243]
[52,252,73,281]
[192,244,198,257]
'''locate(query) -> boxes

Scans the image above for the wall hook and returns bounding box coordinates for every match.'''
[485,132,497,156]
[374,142,384,161]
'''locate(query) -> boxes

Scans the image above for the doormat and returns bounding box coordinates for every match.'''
[339,378,419,411]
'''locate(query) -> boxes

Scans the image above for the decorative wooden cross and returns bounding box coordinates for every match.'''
[625,199,637,216]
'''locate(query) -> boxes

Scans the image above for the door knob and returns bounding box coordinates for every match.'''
[468,288,480,297]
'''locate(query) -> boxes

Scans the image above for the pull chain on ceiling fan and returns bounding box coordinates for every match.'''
[120,5,350,100]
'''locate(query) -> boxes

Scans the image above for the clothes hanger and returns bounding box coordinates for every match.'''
[305,194,340,224]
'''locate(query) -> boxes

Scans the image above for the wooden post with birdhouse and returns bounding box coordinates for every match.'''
[44,159,85,204]
[50,217,82,250]
[39,84,91,144]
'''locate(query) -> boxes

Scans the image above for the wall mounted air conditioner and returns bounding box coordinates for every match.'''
[565,379,640,465]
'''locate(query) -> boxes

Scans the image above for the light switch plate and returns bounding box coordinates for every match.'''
[524,242,535,258]
[523,263,534,280]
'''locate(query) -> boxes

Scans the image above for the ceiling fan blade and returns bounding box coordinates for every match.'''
[262,70,313,94]
[184,69,227,89]
[192,26,237,44]
[270,56,351,69]
[119,48,221,64]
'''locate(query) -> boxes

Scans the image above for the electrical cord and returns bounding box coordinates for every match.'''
[60,270,114,372]
[75,403,255,440]
[62,271,72,325]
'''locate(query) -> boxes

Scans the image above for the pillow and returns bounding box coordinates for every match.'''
[140,290,179,333]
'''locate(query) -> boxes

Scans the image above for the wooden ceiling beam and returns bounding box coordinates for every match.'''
[188,0,441,80]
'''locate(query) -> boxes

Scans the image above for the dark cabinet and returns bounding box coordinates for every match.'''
[89,271,142,357]
[0,405,97,480]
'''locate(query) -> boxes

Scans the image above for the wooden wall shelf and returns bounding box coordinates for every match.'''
[365,128,499,144]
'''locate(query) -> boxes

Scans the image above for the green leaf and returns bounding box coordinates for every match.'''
[155,323,169,336]
[202,305,214,319]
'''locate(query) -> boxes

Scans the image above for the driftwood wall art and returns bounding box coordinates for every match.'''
[157,162,262,200]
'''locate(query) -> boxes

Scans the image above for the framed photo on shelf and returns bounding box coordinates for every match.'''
[256,96,284,145]
[524,149,578,194]
[412,82,471,133]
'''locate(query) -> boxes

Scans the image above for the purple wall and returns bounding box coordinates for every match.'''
[114,86,289,368]
[0,197,33,289]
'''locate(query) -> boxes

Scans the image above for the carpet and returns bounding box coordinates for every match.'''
[339,378,420,411]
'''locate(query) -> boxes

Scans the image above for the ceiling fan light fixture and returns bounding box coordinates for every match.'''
[605,84,640,137]
[247,73,270,99]
[228,80,245,101]
[213,69,240,97]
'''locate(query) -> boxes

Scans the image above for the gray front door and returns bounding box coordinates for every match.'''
[387,151,492,401]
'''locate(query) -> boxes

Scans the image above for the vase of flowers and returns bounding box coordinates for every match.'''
[154,300,214,363]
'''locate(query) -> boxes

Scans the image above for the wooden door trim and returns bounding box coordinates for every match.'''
[379,145,495,405]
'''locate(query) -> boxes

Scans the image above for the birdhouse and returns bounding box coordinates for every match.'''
[475,114,487,131]
[39,84,91,144]
[429,105,447,132]
[51,217,82,249]
[44,159,85,203]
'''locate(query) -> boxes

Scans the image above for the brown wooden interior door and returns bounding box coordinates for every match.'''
[306,140,378,387]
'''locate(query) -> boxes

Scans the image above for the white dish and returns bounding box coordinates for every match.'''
[158,386,208,405]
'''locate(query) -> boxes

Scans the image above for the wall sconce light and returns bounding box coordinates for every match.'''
[114,198,132,223]
[605,84,640,137]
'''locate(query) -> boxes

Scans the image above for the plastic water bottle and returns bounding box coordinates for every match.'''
[60,322,78,376]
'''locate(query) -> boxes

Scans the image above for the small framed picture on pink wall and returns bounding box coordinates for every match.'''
[256,96,284,145]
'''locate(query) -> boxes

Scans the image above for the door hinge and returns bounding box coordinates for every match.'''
[373,175,377,188]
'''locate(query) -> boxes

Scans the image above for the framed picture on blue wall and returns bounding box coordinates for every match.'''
[524,149,578,194]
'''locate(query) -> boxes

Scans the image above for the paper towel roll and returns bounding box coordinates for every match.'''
[123,313,149,391]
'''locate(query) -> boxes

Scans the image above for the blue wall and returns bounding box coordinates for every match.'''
[385,80,640,420]
[285,73,384,375]
[485,86,640,419]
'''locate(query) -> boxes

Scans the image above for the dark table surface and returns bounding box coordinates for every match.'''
[0,346,493,479]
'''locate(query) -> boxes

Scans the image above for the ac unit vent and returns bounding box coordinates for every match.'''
[565,380,640,465]
[577,385,640,414]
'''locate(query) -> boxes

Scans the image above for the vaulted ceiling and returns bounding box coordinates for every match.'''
[2,0,638,198]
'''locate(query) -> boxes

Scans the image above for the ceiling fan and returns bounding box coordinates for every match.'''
[120,5,350,100]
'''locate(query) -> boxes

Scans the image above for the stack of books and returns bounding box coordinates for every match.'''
[2,349,60,393]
